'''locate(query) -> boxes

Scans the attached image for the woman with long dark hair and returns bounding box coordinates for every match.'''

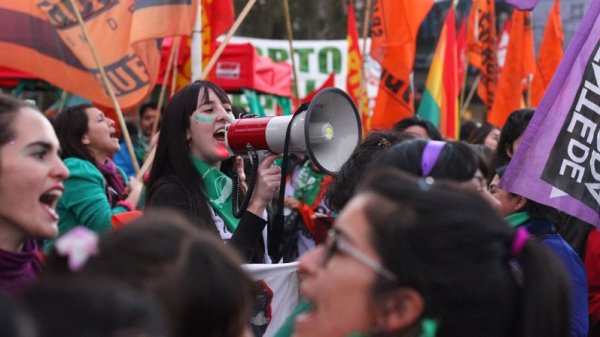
[145,80,281,262]
[51,104,142,241]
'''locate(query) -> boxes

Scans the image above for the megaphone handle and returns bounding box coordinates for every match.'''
[269,108,304,262]
[232,147,259,218]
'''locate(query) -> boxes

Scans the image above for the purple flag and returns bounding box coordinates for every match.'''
[503,0,540,10]
[501,0,600,226]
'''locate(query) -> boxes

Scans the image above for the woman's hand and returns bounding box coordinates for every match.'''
[246,154,281,216]
[124,177,143,208]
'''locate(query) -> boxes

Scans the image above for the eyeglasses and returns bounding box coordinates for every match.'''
[321,229,397,281]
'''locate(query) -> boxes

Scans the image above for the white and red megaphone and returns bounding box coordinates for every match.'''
[225,88,362,174]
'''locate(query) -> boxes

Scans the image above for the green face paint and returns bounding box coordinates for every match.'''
[194,115,215,123]
[227,113,235,122]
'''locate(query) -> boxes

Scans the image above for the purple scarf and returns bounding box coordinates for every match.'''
[0,240,43,295]
[98,159,127,206]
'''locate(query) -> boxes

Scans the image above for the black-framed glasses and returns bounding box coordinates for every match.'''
[321,229,397,281]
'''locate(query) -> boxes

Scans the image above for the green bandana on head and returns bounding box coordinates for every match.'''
[191,157,239,231]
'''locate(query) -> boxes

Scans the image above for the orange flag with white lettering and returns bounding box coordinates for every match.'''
[531,0,563,106]
[0,1,197,110]
[370,0,433,130]
[488,10,535,127]
[466,0,499,111]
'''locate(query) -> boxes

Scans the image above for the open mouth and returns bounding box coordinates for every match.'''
[39,189,63,220]
[213,129,225,142]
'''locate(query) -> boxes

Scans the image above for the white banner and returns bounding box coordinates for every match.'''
[243,262,299,337]
[227,37,380,115]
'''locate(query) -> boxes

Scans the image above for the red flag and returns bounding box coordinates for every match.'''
[202,0,235,77]
[346,1,369,134]
[531,0,563,106]
[467,0,499,111]
[302,73,335,105]
[488,10,535,127]
[0,1,197,110]
[370,0,434,130]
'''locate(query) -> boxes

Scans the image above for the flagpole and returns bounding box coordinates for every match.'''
[153,37,179,136]
[282,0,300,107]
[459,74,480,118]
[170,37,181,98]
[67,0,140,174]
[358,0,373,133]
[200,0,257,80]
[526,73,533,107]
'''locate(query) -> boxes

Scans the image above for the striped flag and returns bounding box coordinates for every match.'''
[418,5,458,139]
[0,0,196,109]
[346,1,369,134]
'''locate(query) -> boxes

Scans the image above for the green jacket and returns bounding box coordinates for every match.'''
[45,158,129,250]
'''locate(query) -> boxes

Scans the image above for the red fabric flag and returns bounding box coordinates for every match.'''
[346,1,369,134]
[0,1,196,110]
[202,0,235,78]
[466,0,499,111]
[301,73,335,105]
[441,6,459,139]
[488,10,535,127]
[370,0,434,130]
[531,0,563,106]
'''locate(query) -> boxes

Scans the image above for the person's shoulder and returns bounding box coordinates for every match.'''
[64,158,102,179]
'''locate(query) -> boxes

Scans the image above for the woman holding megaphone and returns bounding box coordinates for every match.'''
[145,80,281,263]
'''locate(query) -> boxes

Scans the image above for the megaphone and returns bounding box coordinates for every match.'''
[225,87,362,175]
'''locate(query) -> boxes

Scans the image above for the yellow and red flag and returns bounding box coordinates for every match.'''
[531,0,563,106]
[0,0,197,110]
[488,10,535,127]
[370,0,433,130]
[418,5,459,139]
[467,0,499,111]
[346,1,369,134]
[201,0,234,78]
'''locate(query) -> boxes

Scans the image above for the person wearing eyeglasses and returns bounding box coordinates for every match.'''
[292,168,570,337]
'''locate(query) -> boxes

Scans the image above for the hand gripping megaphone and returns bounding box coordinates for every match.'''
[225,87,362,175]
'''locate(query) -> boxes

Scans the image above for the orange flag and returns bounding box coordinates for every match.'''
[202,0,234,77]
[488,10,535,127]
[370,0,434,130]
[531,0,563,106]
[467,0,499,111]
[346,1,369,134]
[0,1,196,110]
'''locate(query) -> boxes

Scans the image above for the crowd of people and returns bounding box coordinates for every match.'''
[0,79,598,337]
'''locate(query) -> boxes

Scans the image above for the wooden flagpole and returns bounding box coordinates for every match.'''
[282,0,300,107]
[67,0,140,174]
[358,0,373,134]
[459,74,480,118]
[152,36,179,136]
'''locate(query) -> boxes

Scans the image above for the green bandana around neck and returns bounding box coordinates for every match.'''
[191,157,239,231]
[505,211,530,228]
[293,161,327,207]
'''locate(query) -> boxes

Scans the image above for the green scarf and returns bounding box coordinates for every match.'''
[191,157,239,231]
[293,161,326,207]
[505,211,530,228]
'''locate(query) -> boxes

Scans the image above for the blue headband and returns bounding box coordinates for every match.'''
[420,141,446,177]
